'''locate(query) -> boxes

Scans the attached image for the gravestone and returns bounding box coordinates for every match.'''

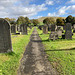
[49,31,58,40]
[65,23,72,39]
[21,24,27,35]
[48,25,51,31]
[57,29,62,37]
[51,24,56,31]
[49,24,58,40]
[43,25,48,34]
[0,18,12,53]
[11,25,16,34]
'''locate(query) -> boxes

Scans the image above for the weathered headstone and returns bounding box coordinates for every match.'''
[0,18,12,53]
[21,24,27,35]
[43,25,48,34]
[51,24,56,31]
[48,25,51,31]
[57,29,62,37]
[11,25,16,34]
[49,24,58,40]
[49,31,58,40]
[65,23,72,39]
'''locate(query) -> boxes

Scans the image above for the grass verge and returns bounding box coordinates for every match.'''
[37,28,75,75]
[0,28,33,75]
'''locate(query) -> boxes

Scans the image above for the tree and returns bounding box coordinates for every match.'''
[32,19,39,26]
[66,15,73,23]
[43,17,55,25]
[43,18,50,25]
[17,16,25,25]
[72,17,75,25]
[56,18,65,26]
[25,17,31,25]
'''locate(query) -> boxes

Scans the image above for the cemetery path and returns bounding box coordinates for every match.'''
[17,28,59,75]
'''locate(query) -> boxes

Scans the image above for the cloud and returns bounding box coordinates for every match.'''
[0,0,47,18]
[48,5,75,17]
[66,0,75,4]
[45,0,54,5]
[48,13,56,16]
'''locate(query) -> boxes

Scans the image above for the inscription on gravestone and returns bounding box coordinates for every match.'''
[0,18,12,53]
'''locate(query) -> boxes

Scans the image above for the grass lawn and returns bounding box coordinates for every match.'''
[37,28,75,75]
[0,28,33,75]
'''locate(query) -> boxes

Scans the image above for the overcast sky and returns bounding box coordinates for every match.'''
[0,0,75,19]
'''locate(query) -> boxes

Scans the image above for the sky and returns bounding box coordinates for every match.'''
[0,0,75,19]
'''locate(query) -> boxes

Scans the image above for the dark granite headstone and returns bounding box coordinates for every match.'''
[43,25,48,34]
[0,18,12,53]
[65,23,72,39]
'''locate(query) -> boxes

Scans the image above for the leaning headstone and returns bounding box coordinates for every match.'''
[0,18,12,53]
[11,25,16,34]
[65,23,72,39]
[21,24,27,35]
[43,25,48,34]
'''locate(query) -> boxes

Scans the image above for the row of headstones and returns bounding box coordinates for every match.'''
[38,23,73,40]
[11,24,32,35]
[0,18,32,53]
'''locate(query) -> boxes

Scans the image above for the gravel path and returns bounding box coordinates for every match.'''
[17,28,59,75]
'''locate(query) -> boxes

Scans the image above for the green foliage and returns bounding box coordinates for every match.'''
[32,19,39,26]
[16,16,26,25]
[66,15,73,23]
[43,17,55,25]
[25,17,31,25]
[56,18,65,26]
[72,17,75,25]
[16,16,31,26]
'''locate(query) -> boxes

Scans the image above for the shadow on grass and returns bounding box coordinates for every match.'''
[45,48,75,52]
[5,52,15,56]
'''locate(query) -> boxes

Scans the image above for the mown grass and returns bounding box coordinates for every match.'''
[37,28,75,75]
[0,28,33,75]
